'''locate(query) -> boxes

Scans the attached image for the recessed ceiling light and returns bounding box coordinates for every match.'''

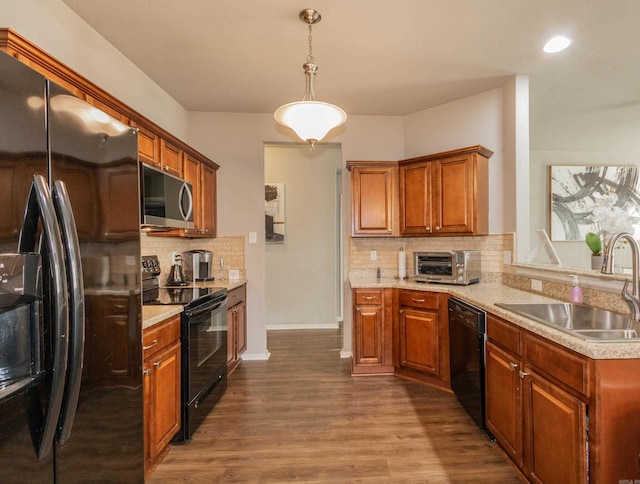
[543,35,572,53]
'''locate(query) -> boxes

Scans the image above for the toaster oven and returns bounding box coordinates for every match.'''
[414,250,480,285]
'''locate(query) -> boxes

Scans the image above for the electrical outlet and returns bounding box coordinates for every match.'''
[370,250,377,261]
[531,279,543,291]
[249,232,257,244]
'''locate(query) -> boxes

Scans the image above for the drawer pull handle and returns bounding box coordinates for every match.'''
[143,339,158,350]
[411,298,425,303]
[509,362,518,370]
[362,296,375,300]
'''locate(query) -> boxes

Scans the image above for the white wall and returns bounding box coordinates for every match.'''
[2,0,189,139]
[264,144,341,329]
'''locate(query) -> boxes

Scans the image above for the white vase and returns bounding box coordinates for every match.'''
[591,254,604,270]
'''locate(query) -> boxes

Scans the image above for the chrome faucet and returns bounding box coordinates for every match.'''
[601,232,640,321]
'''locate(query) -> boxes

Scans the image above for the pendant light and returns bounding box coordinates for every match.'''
[274,9,347,150]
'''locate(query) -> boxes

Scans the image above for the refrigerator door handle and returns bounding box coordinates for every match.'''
[52,180,85,444]
[18,175,70,460]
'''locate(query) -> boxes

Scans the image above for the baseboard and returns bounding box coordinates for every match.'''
[340,350,352,359]
[240,351,271,361]
[266,323,339,330]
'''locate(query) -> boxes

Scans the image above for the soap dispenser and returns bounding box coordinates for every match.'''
[570,275,583,303]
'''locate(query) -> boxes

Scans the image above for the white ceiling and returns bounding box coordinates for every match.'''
[61,0,640,150]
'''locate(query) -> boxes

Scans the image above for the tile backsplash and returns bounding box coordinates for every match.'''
[141,233,245,285]
[348,233,514,283]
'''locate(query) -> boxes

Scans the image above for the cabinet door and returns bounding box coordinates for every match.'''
[237,301,247,354]
[398,307,439,375]
[354,305,384,365]
[399,161,433,235]
[200,162,216,237]
[160,139,182,177]
[436,155,475,234]
[134,123,159,166]
[485,341,522,466]
[351,165,396,236]
[227,307,236,366]
[146,340,181,464]
[523,370,587,484]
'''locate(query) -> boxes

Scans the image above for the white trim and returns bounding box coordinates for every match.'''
[266,323,339,330]
[240,351,271,361]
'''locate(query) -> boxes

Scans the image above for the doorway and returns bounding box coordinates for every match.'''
[264,143,343,329]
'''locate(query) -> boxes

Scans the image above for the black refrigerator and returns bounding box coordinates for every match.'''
[0,51,144,482]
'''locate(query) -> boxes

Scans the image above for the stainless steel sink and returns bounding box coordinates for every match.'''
[495,302,640,341]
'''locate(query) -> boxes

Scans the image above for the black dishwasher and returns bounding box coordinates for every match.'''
[448,297,490,435]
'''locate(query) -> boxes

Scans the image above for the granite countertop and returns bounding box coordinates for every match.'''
[349,277,640,360]
[141,278,248,330]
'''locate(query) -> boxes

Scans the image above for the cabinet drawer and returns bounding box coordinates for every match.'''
[487,314,521,356]
[143,314,181,359]
[399,290,439,310]
[228,284,246,308]
[354,289,383,305]
[524,335,589,397]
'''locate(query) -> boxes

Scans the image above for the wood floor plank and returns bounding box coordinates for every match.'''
[149,329,523,483]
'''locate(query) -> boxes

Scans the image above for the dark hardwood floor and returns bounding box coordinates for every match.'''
[149,329,523,483]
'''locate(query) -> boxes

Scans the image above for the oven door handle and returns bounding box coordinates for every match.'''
[186,295,228,318]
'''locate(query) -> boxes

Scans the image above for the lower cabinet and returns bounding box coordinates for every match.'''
[143,315,181,476]
[486,313,588,483]
[352,288,393,374]
[394,290,449,387]
[227,284,247,374]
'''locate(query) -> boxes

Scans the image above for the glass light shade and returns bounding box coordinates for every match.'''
[274,100,347,143]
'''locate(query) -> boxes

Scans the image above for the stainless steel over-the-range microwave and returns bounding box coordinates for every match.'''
[141,163,194,229]
[414,250,480,285]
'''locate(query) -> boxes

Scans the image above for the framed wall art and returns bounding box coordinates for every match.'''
[550,165,640,241]
[265,183,285,244]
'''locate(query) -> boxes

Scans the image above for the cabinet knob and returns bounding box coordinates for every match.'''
[435,226,441,231]
[399,309,404,314]
[356,308,361,313]
[518,370,529,379]
[509,362,518,370]
[143,369,151,376]
[154,361,163,368]
[426,227,431,232]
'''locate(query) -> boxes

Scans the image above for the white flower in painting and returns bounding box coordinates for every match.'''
[587,191,638,237]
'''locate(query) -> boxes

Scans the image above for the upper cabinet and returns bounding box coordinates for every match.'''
[399,146,492,236]
[182,154,217,238]
[0,29,219,238]
[348,146,492,238]
[347,161,398,237]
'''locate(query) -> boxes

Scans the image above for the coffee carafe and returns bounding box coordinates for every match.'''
[166,255,188,286]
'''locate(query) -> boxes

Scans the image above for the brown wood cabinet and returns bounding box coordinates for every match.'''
[394,290,450,388]
[352,288,394,375]
[399,145,492,236]
[183,154,217,237]
[143,315,181,476]
[0,28,220,240]
[347,161,398,237]
[227,284,247,374]
[489,312,640,482]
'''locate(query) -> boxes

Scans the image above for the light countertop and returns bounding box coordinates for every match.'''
[350,277,640,360]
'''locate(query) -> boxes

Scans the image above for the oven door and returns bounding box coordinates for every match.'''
[185,295,228,403]
[416,252,455,279]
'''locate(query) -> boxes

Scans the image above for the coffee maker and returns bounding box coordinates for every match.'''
[183,250,214,281]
